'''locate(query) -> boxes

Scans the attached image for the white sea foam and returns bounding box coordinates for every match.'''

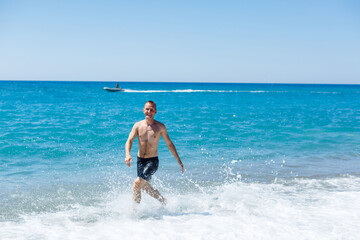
[1,176,359,240]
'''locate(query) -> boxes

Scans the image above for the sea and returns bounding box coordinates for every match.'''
[1,81,359,240]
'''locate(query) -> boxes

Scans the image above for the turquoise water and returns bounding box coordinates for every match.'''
[1,81,360,239]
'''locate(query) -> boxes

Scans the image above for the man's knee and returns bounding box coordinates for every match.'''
[133,177,144,189]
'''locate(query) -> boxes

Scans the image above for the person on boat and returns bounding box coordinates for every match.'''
[115,83,119,88]
[125,101,184,205]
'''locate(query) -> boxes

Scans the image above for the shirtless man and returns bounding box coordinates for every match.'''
[125,101,184,205]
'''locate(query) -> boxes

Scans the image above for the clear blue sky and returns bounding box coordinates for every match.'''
[0,0,359,83]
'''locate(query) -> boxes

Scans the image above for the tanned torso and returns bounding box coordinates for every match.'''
[136,120,164,158]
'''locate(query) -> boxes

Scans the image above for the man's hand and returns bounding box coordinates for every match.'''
[180,163,184,174]
[125,155,133,167]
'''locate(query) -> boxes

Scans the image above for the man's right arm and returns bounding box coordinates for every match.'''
[125,123,138,167]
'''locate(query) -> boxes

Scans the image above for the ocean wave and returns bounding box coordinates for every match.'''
[1,175,359,240]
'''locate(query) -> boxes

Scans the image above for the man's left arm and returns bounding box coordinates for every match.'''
[161,125,184,174]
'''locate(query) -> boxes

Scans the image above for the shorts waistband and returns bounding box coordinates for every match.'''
[137,156,158,161]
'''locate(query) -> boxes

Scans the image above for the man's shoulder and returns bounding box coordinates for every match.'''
[134,120,145,127]
[154,120,165,126]
[154,120,166,130]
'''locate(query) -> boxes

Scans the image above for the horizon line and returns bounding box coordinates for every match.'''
[0,79,359,86]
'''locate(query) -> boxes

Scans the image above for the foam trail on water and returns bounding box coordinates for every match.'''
[122,89,276,93]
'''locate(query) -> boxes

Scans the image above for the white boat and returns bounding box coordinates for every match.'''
[104,87,125,92]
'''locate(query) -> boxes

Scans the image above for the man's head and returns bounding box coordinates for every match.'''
[143,101,157,119]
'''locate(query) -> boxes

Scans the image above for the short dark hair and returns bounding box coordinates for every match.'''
[145,100,156,109]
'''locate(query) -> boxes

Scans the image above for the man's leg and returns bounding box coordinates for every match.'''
[133,177,143,204]
[133,177,167,205]
[142,181,167,205]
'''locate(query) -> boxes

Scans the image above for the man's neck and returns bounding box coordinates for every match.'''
[145,118,155,125]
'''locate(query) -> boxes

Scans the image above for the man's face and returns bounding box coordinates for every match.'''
[143,103,157,119]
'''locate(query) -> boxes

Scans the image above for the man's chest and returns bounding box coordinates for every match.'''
[138,125,160,142]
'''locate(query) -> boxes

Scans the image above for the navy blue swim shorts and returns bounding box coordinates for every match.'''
[137,156,159,181]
